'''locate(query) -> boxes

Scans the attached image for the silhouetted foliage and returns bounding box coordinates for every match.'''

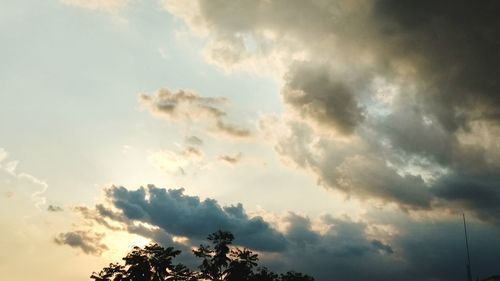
[279,271,314,281]
[91,231,314,281]
[90,243,192,281]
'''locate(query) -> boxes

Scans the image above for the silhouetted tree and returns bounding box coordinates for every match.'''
[224,248,258,281]
[193,230,234,280]
[91,243,192,281]
[91,231,314,281]
[279,271,314,281]
[251,267,279,281]
[91,263,126,281]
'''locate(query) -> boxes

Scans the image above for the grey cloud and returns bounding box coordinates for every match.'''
[283,63,365,135]
[333,155,432,210]
[169,0,500,135]
[191,0,365,46]
[278,117,500,220]
[182,146,203,158]
[140,88,250,138]
[102,185,287,252]
[276,121,433,211]
[274,212,500,281]
[371,239,394,254]
[377,95,456,166]
[432,173,500,224]
[47,205,63,212]
[75,205,123,231]
[185,135,203,146]
[215,120,251,138]
[376,93,500,219]
[262,213,401,281]
[82,185,397,262]
[139,88,225,120]
[218,153,242,165]
[283,213,320,249]
[373,0,500,130]
[62,185,500,280]
[167,0,500,223]
[54,230,108,255]
[386,215,500,281]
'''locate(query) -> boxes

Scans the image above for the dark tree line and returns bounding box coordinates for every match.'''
[91,230,314,281]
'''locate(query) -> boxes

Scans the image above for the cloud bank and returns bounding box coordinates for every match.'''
[163,0,500,223]
[58,185,500,281]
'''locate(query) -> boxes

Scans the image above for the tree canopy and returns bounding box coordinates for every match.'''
[91,230,314,281]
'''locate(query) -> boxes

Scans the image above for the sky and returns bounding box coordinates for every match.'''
[1,0,500,280]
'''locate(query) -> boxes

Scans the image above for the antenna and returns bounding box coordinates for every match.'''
[463,213,472,281]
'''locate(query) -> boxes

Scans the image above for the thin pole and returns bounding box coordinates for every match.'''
[463,213,472,281]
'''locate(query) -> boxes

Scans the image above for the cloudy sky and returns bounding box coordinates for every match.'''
[1,1,500,280]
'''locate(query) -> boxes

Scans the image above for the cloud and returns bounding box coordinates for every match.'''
[386,214,500,281]
[98,185,288,251]
[273,120,433,210]
[0,148,48,209]
[185,135,204,146]
[162,0,500,222]
[218,153,242,165]
[60,185,500,281]
[47,205,64,212]
[278,211,500,281]
[140,88,251,138]
[432,173,500,224]
[283,63,365,135]
[168,0,500,128]
[74,205,123,231]
[372,0,500,129]
[54,230,108,255]
[215,120,251,138]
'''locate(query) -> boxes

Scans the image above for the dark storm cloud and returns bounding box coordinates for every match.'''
[102,185,287,251]
[283,63,365,135]
[387,215,500,281]
[265,212,500,281]
[432,173,500,224]
[374,0,500,130]
[54,230,108,255]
